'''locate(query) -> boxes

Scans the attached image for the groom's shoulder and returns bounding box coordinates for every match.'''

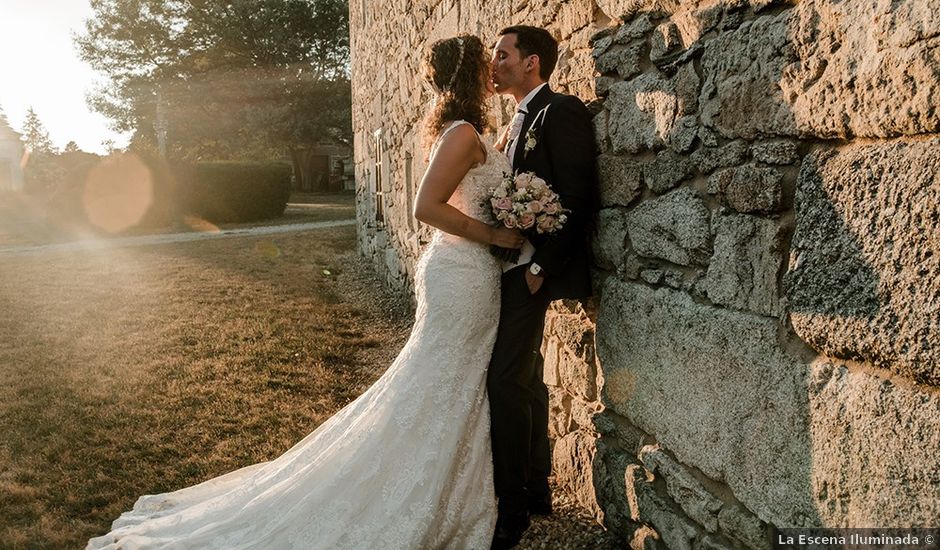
[551,90,584,102]
[547,91,591,119]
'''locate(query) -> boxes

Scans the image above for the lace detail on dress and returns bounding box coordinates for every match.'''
[87,121,510,550]
[435,120,510,243]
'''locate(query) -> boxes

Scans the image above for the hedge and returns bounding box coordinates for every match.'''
[181,161,292,223]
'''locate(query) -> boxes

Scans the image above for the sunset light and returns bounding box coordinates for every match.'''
[2,0,935,547]
[0,1,129,154]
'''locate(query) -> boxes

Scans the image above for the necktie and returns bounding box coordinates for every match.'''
[506,109,527,161]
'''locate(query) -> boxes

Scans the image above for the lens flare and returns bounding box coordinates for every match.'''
[254,240,281,258]
[183,215,220,233]
[82,153,153,234]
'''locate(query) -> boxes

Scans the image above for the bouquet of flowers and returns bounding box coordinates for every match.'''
[486,171,568,263]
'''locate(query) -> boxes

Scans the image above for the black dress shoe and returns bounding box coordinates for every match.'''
[490,510,530,550]
[527,489,553,516]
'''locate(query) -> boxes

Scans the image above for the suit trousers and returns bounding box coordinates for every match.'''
[487,264,552,513]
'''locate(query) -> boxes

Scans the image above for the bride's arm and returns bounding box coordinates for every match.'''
[414,125,524,249]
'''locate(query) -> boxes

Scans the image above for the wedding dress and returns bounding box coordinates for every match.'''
[87,121,511,549]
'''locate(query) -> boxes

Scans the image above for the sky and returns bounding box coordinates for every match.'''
[0,0,130,154]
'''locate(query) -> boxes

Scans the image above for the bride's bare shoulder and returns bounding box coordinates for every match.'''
[433,122,484,163]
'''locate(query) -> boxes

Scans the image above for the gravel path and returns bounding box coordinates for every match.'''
[0,218,356,256]
[519,488,622,549]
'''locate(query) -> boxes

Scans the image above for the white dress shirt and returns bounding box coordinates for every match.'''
[503,83,548,272]
[505,83,548,163]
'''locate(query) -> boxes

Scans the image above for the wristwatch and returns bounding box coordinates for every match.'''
[528,262,543,276]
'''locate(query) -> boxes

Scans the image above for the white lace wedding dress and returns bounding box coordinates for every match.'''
[87,121,511,549]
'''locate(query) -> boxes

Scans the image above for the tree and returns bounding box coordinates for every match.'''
[18,109,63,194]
[21,108,56,154]
[63,141,82,153]
[76,0,351,163]
[100,139,118,154]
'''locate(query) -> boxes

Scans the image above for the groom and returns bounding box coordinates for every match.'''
[487,25,597,550]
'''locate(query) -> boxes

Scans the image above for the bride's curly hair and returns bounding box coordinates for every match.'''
[422,34,491,150]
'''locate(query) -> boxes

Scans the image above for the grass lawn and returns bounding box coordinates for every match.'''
[0,223,412,548]
[0,192,619,549]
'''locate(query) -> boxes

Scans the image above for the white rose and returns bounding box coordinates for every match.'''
[515,172,534,188]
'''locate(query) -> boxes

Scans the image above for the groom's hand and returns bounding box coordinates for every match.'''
[524,270,544,295]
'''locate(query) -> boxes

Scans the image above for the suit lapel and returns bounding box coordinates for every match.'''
[512,85,553,170]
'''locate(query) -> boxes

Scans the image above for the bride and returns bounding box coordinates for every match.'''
[87,34,521,549]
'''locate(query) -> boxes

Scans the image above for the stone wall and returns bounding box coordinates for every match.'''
[348,0,610,526]
[591,0,940,546]
[350,0,940,547]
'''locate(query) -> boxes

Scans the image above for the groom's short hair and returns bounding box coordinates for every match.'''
[499,25,558,81]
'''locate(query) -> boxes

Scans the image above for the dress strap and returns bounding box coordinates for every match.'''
[441,120,472,138]
[431,120,481,159]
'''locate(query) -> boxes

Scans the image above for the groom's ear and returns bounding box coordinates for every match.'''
[525,54,540,74]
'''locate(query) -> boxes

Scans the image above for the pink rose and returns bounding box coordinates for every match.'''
[504,215,518,228]
[519,213,536,229]
[495,197,513,210]
[543,202,560,214]
[526,200,543,214]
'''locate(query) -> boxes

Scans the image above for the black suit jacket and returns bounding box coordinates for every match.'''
[512,85,597,300]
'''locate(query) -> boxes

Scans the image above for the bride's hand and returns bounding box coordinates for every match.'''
[490,227,525,249]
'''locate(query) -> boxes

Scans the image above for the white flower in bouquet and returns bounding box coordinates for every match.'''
[515,172,535,188]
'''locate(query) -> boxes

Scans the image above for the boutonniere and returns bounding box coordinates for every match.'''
[523,105,550,158]
[524,127,538,155]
